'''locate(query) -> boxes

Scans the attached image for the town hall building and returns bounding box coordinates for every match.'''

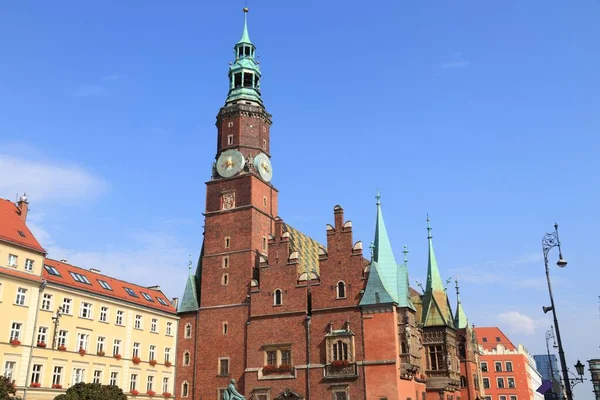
[175,8,485,400]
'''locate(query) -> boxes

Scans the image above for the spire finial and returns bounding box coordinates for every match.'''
[369,241,375,260]
[188,254,192,272]
[403,245,409,264]
[455,276,460,298]
[426,214,432,239]
[375,189,381,206]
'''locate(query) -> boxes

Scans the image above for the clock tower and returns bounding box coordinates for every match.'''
[177,8,278,399]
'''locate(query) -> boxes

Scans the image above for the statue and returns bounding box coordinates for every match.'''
[223,379,246,400]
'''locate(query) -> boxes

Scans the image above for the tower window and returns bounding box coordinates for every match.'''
[222,256,229,269]
[227,121,233,128]
[263,196,267,208]
[234,73,242,88]
[262,236,267,251]
[222,274,229,285]
[227,134,233,145]
[238,47,243,58]
[224,237,231,248]
[274,289,282,306]
[244,46,251,57]
[262,138,267,150]
[223,322,228,335]
[336,281,346,299]
[243,72,254,88]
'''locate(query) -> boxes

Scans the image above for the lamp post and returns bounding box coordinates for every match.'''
[568,360,587,390]
[541,223,572,400]
[546,327,559,400]
[51,306,64,350]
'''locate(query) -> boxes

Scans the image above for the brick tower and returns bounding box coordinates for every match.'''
[176,7,278,399]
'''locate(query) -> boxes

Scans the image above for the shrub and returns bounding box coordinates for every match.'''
[132,356,141,365]
[78,348,86,356]
[162,393,172,398]
[58,345,67,351]
[30,382,41,388]
[37,342,47,348]
[9,339,20,346]
[149,359,157,366]
[114,354,122,360]
[52,383,63,389]
[164,361,172,368]
[130,389,139,396]
[146,390,156,397]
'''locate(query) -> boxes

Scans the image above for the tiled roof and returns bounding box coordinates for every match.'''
[43,259,177,314]
[473,326,517,351]
[0,199,45,253]
[283,223,322,274]
[0,266,43,284]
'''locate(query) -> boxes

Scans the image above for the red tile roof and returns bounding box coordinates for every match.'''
[0,199,45,253]
[0,266,43,284]
[473,326,517,351]
[43,259,177,314]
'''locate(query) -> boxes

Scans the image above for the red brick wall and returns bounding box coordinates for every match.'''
[175,312,197,399]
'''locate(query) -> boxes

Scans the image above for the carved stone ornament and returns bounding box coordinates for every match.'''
[222,192,236,210]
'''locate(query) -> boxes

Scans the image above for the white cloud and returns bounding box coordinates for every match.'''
[497,311,541,335]
[39,230,193,300]
[0,154,109,203]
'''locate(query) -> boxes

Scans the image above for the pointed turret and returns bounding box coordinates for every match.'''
[421,216,455,327]
[226,7,263,106]
[178,260,199,313]
[397,245,416,311]
[454,277,468,329]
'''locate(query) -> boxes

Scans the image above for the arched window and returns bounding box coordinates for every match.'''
[183,351,190,366]
[182,381,189,397]
[333,340,349,361]
[184,323,192,338]
[274,289,282,306]
[401,341,408,354]
[336,281,346,298]
[460,376,467,387]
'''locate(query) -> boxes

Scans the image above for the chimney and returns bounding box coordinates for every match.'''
[17,193,29,222]
[60,259,68,263]
[171,297,179,308]
[90,268,101,274]
[147,285,161,291]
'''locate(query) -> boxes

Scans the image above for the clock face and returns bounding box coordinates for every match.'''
[253,152,273,182]
[216,150,245,178]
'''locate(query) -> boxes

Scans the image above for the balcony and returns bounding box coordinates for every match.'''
[324,362,359,380]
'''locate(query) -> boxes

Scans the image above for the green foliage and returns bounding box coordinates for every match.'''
[0,375,21,400]
[53,382,127,400]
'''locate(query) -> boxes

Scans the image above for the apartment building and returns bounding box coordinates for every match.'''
[0,196,179,399]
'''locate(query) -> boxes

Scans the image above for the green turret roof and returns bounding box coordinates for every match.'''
[421,217,455,328]
[225,8,262,106]
[178,262,199,313]
[360,192,415,309]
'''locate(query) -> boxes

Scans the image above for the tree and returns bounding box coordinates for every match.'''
[53,382,127,400]
[0,376,21,400]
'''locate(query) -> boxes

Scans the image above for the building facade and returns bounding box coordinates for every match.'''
[176,8,484,400]
[588,359,600,400]
[474,327,544,400]
[0,196,179,399]
[533,354,562,400]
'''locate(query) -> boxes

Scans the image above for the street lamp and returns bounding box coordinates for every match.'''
[568,360,587,390]
[51,306,64,350]
[541,223,573,400]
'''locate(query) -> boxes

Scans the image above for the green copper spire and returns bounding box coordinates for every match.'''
[454,277,468,329]
[372,191,399,300]
[421,216,455,327]
[178,257,199,313]
[425,215,444,292]
[225,7,263,106]
[237,7,252,45]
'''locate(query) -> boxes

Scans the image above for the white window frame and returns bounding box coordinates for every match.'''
[227,134,234,145]
[149,345,156,361]
[336,281,347,299]
[97,336,105,353]
[77,333,89,351]
[62,298,72,315]
[72,368,85,384]
[166,322,172,336]
[162,377,169,393]
[31,364,42,384]
[147,375,154,392]
[113,339,121,356]
[93,370,102,384]
[130,374,138,391]
[273,289,283,306]
[24,258,34,272]
[8,254,18,267]
[164,347,171,363]
[508,376,516,388]
[183,351,190,366]
[37,326,48,344]
[52,366,63,386]
[4,361,16,381]
[151,318,158,333]
[181,381,189,397]
[15,288,27,306]
[10,322,22,341]
[116,310,124,325]
[109,371,118,386]
[57,330,68,347]
[80,302,93,319]
[132,342,140,357]
[41,293,53,311]
[184,323,192,338]
[134,315,142,329]
[99,306,109,322]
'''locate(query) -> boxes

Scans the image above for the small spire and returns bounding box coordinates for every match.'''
[238,6,252,44]
[403,245,409,264]
[427,214,432,239]
[188,254,193,272]
[375,189,381,206]
[455,276,460,298]
[369,241,375,260]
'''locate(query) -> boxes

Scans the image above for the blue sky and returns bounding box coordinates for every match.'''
[1,1,599,397]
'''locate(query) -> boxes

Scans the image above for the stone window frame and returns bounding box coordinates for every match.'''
[325,333,356,364]
[184,323,192,339]
[222,256,230,269]
[227,134,234,145]
[507,376,516,388]
[218,357,230,376]
[482,377,490,389]
[497,377,505,389]
[261,344,293,368]
[336,281,347,299]
[181,381,189,397]
[222,273,229,285]
[481,361,488,372]
[183,351,191,366]
[273,289,282,306]
[224,237,231,249]
[223,322,228,335]
[505,361,513,372]
[331,384,350,400]
[252,388,270,400]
